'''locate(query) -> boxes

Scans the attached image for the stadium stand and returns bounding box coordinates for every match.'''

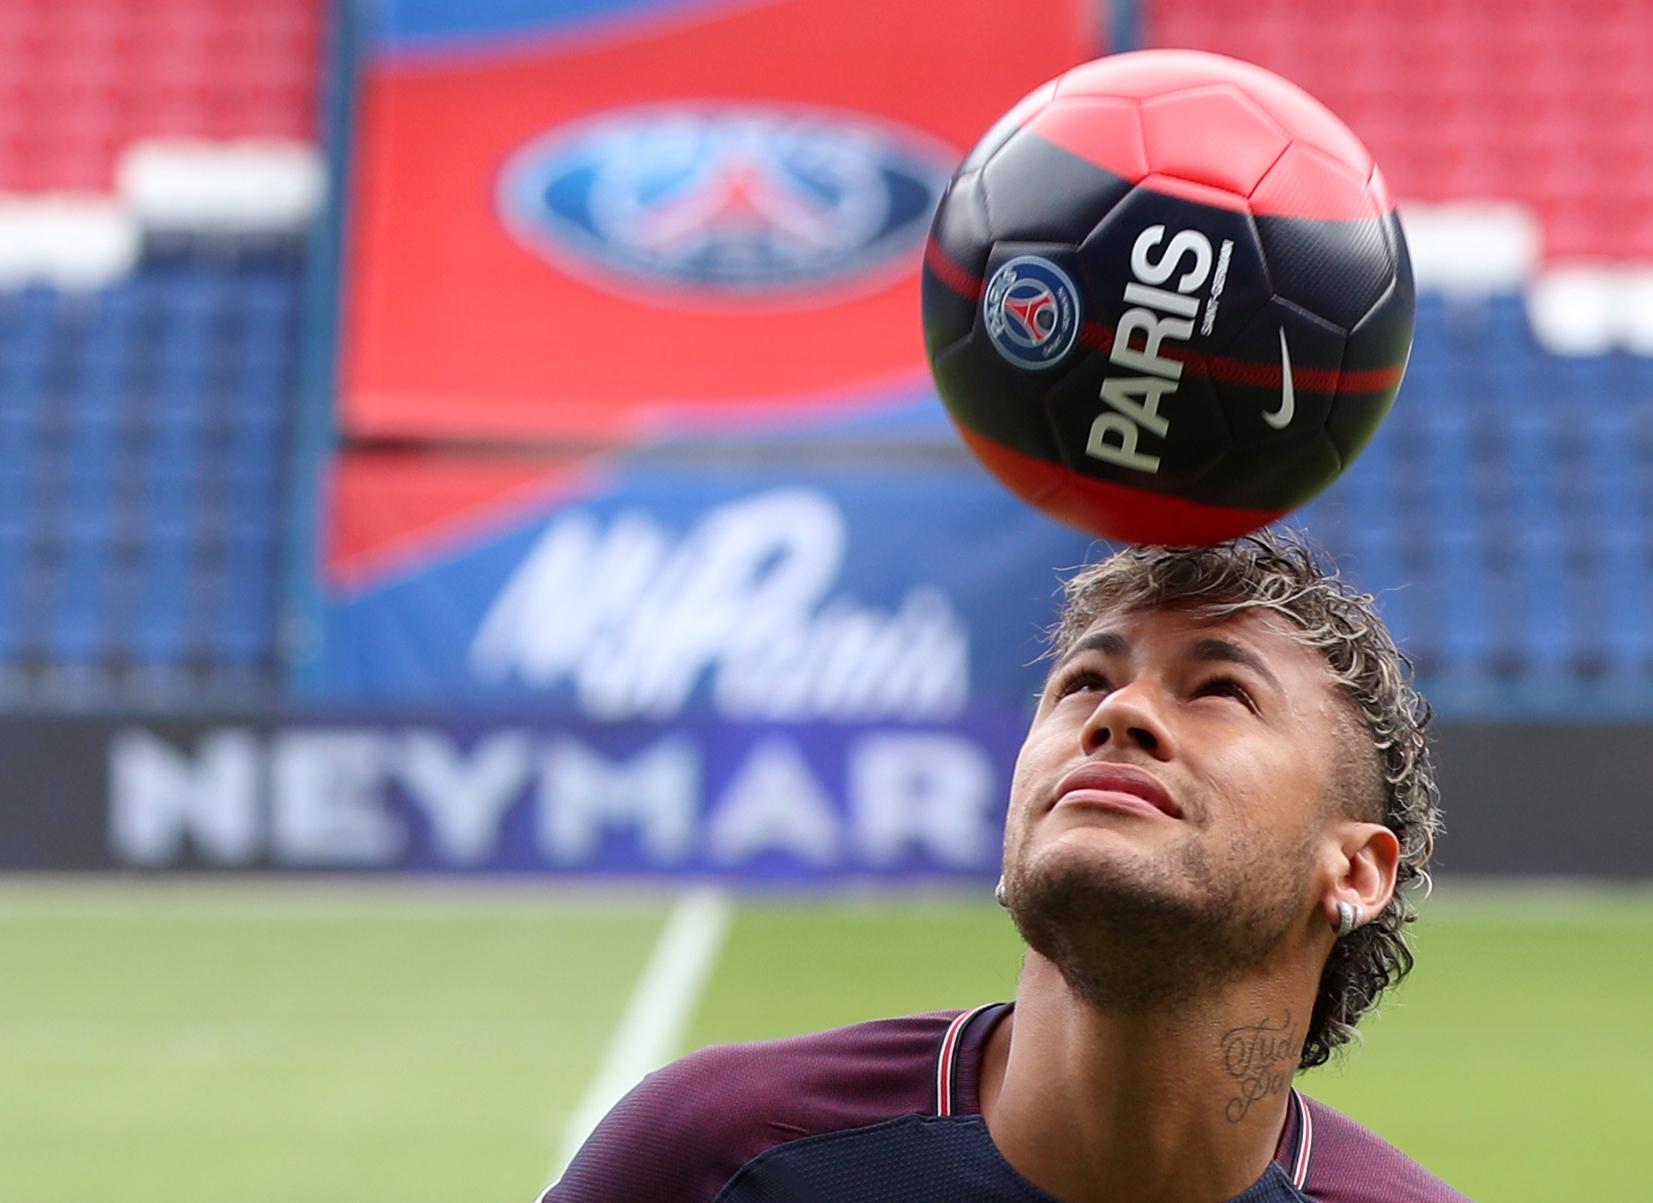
[0,0,320,705]
[0,0,317,193]
[1152,0,1653,260]
[0,264,298,699]
[1302,296,1653,713]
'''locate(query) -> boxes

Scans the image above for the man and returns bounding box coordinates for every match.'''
[548,531,1469,1202]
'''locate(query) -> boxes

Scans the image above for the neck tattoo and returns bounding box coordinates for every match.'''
[1218,1010,1300,1122]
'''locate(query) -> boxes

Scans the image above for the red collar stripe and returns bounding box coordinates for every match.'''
[1290,1089,1314,1188]
[934,1004,996,1117]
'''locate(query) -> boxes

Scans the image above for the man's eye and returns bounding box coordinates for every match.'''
[1196,676,1254,708]
[1058,670,1110,698]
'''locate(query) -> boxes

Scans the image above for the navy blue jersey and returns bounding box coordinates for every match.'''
[546,1005,1471,1203]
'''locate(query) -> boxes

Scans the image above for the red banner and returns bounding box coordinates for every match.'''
[339,0,1097,444]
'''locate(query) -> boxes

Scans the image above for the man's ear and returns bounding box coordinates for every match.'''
[1320,821,1400,934]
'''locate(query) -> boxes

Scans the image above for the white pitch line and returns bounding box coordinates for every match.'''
[549,886,734,1182]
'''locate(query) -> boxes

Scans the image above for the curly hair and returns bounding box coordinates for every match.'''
[1049,528,1439,1069]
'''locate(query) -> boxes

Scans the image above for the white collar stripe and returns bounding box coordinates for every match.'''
[934,1004,995,1117]
[1290,1089,1314,1188]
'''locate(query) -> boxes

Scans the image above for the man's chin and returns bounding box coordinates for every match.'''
[1004,841,1296,1013]
[1017,827,1191,905]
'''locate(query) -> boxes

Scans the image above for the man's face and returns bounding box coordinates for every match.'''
[1002,603,1360,1007]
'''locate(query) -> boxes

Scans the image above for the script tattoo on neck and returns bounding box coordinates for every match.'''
[1219,1010,1300,1123]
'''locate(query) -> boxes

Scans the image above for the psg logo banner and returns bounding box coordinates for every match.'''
[497,105,954,300]
[338,0,1095,445]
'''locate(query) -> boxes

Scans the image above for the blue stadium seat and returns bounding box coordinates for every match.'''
[1307,295,1653,715]
[0,257,300,697]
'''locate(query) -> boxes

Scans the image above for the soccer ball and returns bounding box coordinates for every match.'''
[922,50,1413,544]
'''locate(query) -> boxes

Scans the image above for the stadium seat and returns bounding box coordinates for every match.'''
[0,0,320,190]
[0,252,298,698]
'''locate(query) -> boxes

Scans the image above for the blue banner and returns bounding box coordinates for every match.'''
[321,467,1100,718]
[303,466,1099,879]
[103,715,1026,879]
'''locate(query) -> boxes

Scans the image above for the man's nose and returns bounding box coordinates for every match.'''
[1081,680,1172,759]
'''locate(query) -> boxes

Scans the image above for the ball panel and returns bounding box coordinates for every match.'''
[1213,73,1373,177]
[1323,389,1396,468]
[1254,212,1394,329]
[933,240,1091,463]
[1341,264,1414,376]
[1190,431,1345,511]
[1249,140,1381,222]
[961,80,1057,174]
[928,171,993,278]
[1327,276,1413,465]
[1135,173,1252,215]
[959,425,1288,544]
[920,173,992,356]
[1139,85,1292,197]
[1056,51,1374,177]
[980,130,1136,243]
[1020,97,1148,183]
[922,261,979,358]
[932,334,1063,464]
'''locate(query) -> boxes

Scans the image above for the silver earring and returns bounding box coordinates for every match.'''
[994,876,1009,909]
[1336,901,1363,937]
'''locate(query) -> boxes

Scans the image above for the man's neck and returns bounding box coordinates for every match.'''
[978,953,1317,1203]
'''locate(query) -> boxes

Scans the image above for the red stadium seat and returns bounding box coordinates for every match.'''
[1149,0,1653,261]
[0,0,320,192]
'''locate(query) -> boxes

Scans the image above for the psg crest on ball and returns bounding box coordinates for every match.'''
[982,256,1084,370]
[921,50,1416,545]
[500,104,954,301]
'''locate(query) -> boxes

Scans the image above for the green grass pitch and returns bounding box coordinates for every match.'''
[0,880,1648,1202]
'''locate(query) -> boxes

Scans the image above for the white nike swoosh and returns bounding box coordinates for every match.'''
[1264,327,1295,430]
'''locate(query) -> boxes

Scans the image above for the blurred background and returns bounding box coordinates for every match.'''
[0,0,1647,1199]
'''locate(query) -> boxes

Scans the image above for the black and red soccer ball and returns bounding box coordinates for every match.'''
[922,50,1414,545]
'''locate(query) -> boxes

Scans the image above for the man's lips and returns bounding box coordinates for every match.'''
[1052,762,1182,820]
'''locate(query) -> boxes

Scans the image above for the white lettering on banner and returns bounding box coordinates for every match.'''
[714,587,965,721]
[396,730,533,865]
[538,736,699,865]
[270,730,404,865]
[108,727,261,865]
[848,732,996,868]
[469,489,970,723]
[707,737,840,866]
[102,726,1003,873]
